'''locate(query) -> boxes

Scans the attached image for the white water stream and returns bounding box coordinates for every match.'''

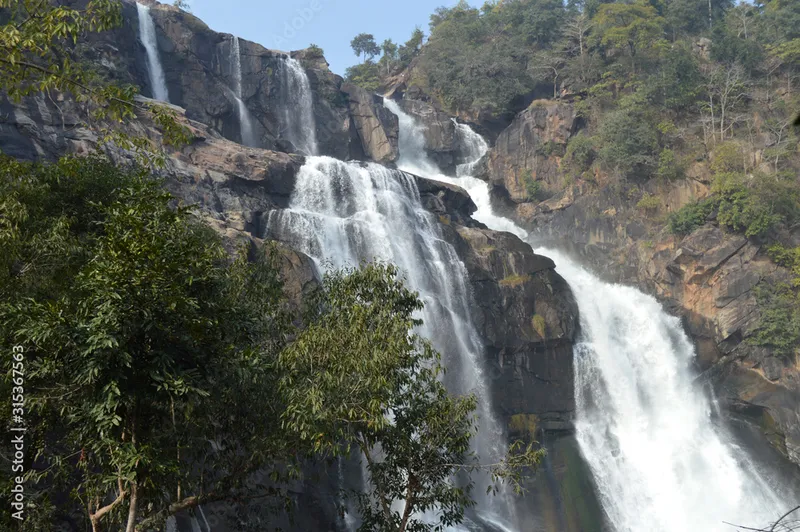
[230,36,258,147]
[382,98,794,532]
[136,3,169,102]
[265,156,516,530]
[279,57,318,155]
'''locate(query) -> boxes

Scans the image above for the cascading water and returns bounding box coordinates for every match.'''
[542,248,791,532]
[386,98,795,532]
[454,120,489,178]
[384,99,527,243]
[382,98,522,529]
[230,36,258,147]
[136,3,169,102]
[279,57,318,155]
[265,157,516,531]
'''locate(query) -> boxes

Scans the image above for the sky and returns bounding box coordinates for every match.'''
[190,0,470,76]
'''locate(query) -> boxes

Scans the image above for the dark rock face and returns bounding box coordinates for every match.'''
[520,433,610,532]
[413,175,477,225]
[68,1,366,159]
[142,5,352,156]
[341,83,399,164]
[422,184,596,531]
[452,227,578,431]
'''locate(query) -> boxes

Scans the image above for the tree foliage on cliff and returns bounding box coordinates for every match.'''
[280,263,542,532]
[0,155,298,531]
[345,27,425,91]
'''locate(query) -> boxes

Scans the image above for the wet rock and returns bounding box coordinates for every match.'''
[398,98,460,173]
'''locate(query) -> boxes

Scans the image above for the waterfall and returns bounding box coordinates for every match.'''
[279,57,318,156]
[265,157,516,531]
[454,119,489,178]
[542,249,791,532]
[136,3,169,102]
[397,105,795,531]
[384,98,522,525]
[383,98,440,177]
[230,36,258,147]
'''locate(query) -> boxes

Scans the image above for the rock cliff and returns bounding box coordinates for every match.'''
[68,0,398,161]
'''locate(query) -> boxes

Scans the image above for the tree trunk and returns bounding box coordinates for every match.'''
[708,0,713,30]
[125,414,138,532]
[125,482,138,532]
[553,70,558,99]
[709,94,716,144]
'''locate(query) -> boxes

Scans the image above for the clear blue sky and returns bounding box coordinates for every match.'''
[190,0,469,76]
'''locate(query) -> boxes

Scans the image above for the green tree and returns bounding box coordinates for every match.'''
[499,0,567,48]
[380,38,399,75]
[350,33,381,62]
[420,7,529,114]
[758,0,800,44]
[590,0,666,71]
[278,264,541,532]
[0,156,295,531]
[0,0,130,115]
[345,61,382,91]
[596,99,660,178]
[398,27,425,66]
[644,41,703,112]
[664,0,733,37]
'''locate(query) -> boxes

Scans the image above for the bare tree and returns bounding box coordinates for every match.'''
[563,13,593,86]
[529,50,565,99]
[703,63,750,142]
[728,2,754,40]
[725,505,800,532]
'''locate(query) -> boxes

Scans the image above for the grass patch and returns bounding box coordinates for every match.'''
[532,314,547,338]
[509,413,539,440]
[499,274,530,287]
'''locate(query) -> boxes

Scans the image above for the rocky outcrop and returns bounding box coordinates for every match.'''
[425,181,600,532]
[398,98,460,172]
[341,83,399,164]
[486,100,577,203]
